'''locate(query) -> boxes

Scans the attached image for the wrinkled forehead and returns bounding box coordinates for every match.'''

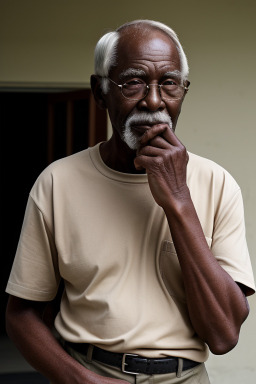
[114,26,181,73]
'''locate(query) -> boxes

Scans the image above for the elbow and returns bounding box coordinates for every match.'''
[209,300,250,355]
[207,320,245,355]
[208,335,239,355]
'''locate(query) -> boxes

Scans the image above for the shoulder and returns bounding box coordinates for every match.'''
[42,148,91,177]
[30,148,92,206]
[187,152,240,195]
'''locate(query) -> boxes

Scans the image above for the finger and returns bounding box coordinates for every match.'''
[139,124,169,146]
[134,154,152,171]
[139,135,170,152]
[139,123,184,149]
[160,126,184,147]
[137,145,163,158]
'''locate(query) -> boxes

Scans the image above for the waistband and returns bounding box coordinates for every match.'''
[65,341,200,375]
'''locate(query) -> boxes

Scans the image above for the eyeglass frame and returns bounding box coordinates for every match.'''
[103,76,189,101]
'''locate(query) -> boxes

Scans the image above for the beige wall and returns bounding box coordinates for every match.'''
[1,1,255,382]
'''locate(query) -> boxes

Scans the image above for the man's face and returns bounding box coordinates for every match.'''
[103,27,186,150]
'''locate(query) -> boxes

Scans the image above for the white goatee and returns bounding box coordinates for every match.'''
[122,111,173,150]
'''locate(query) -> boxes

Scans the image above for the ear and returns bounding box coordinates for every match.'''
[181,80,190,101]
[185,80,190,90]
[90,75,107,109]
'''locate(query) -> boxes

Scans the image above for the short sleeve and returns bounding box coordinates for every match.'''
[212,188,255,296]
[6,196,61,301]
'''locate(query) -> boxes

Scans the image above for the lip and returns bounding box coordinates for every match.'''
[131,122,166,135]
[131,125,152,135]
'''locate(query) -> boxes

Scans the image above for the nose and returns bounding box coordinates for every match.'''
[138,84,165,112]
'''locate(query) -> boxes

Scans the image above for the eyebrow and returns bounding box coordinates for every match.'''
[163,70,183,83]
[119,68,183,84]
[119,68,146,80]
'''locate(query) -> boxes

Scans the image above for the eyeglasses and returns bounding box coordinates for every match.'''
[105,77,189,101]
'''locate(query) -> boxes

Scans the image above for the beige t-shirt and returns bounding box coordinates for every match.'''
[6,143,255,362]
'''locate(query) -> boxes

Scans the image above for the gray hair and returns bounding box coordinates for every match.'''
[94,19,189,93]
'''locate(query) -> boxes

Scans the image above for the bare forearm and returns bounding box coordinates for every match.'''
[164,192,249,354]
[134,125,249,353]
[5,297,128,384]
[6,299,84,383]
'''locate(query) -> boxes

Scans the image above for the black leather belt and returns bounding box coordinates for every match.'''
[65,341,200,375]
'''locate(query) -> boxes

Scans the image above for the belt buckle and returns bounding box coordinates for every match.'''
[122,353,139,375]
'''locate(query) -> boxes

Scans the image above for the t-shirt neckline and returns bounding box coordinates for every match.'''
[89,142,148,183]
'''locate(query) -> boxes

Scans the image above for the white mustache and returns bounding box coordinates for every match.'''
[125,111,173,130]
[122,111,173,150]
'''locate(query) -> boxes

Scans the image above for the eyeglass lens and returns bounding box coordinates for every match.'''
[122,83,184,100]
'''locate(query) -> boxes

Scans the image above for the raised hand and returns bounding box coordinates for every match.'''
[134,124,189,208]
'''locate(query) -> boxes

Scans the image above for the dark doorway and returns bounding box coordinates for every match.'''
[0,88,107,335]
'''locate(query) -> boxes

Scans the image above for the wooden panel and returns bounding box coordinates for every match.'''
[47,89,107,163]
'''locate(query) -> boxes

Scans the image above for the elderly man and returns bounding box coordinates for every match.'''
[5,20,255,384]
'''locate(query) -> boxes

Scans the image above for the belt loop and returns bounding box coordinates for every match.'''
[176,358,183,378]
[86,344,94,362]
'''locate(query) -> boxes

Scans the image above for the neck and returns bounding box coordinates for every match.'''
[99,136,145,174]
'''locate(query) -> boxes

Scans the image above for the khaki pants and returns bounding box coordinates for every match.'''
[63,342,211,384]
